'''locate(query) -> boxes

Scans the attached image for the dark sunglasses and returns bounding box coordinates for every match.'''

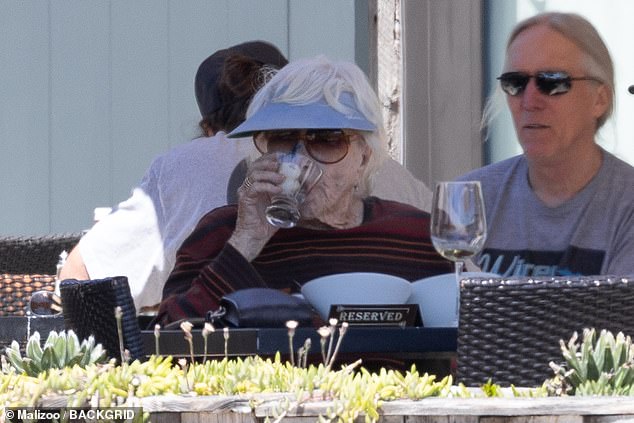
[497,71,602,96]
[253,129,355,164]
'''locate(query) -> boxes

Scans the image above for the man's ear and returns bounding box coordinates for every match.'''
[592,83,610,121]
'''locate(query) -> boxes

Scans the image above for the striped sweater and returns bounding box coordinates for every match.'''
[156,197,453,324]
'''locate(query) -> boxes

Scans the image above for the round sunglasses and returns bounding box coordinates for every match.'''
[498,71,602,96]
[253,129,356,164]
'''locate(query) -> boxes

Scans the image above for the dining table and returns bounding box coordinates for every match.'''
[0,315,457,374]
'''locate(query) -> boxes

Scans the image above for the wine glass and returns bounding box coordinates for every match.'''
[430,181,487,325]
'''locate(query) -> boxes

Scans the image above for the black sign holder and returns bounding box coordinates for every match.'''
[328,304,421,327]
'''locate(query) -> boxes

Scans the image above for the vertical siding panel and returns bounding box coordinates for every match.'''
[165,0,223,147]
[402,1,484,187]
[427,0,483,182]
[1,0,356,236]
[224,0,288,51]
[167,0,288,147]
[110,0,171,203]
[0,1,50,235]
[288,0,356,60]
[49,0,111,232]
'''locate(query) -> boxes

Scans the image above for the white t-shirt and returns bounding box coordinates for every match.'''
[79,132,253,310]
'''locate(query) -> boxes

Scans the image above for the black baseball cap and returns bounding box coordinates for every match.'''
[194,40,288,118]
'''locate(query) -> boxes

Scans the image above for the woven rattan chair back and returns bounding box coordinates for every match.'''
[0,274,56,316]
[0,233,81,275]
[60,276,144,361]
[456,276,634,387]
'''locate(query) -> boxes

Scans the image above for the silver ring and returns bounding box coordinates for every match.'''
[242,176,254,190]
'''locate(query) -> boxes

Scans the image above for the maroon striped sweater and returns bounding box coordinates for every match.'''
[156,197,453,324]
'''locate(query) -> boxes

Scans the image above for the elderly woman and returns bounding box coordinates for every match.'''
[458,12,634,276]
[155,56,452,324]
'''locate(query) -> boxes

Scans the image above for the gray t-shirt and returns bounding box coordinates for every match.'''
[457,149,634,277]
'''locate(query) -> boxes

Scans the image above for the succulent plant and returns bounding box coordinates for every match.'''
[0,321,563,421]
[547,328,634,396]
[3,330,107,377]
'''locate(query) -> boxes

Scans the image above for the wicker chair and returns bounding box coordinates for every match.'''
[0,233,82,316]
[0,274,57,316]
[0,233,82,275]
[60,276,144,361]
[456,276,634,387]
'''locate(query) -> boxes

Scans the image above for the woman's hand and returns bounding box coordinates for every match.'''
[227,154,284,261]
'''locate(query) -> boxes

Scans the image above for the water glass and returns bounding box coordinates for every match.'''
[265,152,322,228]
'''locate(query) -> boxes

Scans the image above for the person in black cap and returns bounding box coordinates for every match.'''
[195,41,288,137]
[60,41,288,313]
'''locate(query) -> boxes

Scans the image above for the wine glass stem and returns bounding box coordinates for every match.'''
[455,260,464,282]
[454,260,465,326]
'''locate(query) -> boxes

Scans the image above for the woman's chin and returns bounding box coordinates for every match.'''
[299,204,318,221]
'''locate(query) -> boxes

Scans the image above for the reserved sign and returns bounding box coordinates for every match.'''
[328,304,420,327]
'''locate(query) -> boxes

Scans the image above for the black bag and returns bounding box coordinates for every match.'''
[207,288,315,328]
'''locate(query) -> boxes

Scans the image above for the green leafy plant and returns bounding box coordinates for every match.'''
[480,378,503,397]
[546,328,634,396]
[0,321,570,423]
[3,330,106,377]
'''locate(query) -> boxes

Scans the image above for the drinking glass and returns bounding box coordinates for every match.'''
[25,290,63,340]
[265,152,323,228]
[430,181,487,325]
[27,290,62,316]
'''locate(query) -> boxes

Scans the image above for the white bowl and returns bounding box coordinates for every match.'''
[301,272,412,321]
[407,272,499,327]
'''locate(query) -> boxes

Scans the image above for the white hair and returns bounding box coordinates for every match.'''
[246,55,388,195]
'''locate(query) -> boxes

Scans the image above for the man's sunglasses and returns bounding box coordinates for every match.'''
[497,71,602,96]
[253,130,355,164]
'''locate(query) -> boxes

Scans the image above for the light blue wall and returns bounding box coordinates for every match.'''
[1,0,360,235]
